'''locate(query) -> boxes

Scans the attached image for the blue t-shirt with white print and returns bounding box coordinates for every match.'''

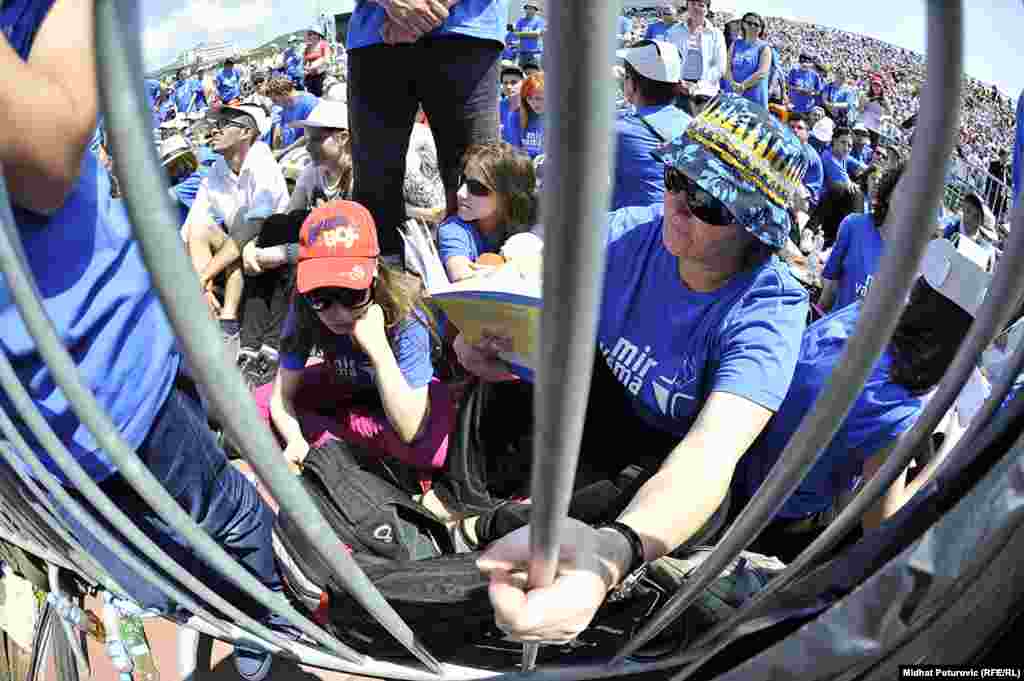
[611,104,691,211]
[215,67,241,102]
[734,301,923,518]
[822,212,883,311]
[279,303,434,391]
[503,108,544,159]
[437,216,501,268]
[348,0,509,50]
[0,0,180,483]
[821,149,867,188]
[514,13,545,54]
[787,67,822,114]
[597,204,809,439]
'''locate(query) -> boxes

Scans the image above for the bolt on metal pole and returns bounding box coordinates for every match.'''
[615,0,964,661]
[521,0,618,671]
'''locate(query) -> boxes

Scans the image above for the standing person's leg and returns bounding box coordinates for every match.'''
[57,388,280,620]
[418,38,501,218]
[348,45,420,259]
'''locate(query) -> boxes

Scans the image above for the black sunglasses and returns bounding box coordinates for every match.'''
[459,174,492,198]
[742,19,762,27]
[304,283,374,312]
[210,118,250,133]
[664,167,736,227]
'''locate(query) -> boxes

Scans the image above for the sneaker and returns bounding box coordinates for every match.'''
[233,646,273,681]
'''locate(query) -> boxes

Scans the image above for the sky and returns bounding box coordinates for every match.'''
[141,0,1024,98]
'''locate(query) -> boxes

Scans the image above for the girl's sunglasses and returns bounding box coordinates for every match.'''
[459,174,492,197]
[304,283,374,312]
[664,167,737,227]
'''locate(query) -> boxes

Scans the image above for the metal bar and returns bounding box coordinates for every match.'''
[0,361,265,642]
[0,154,359,663]
[48,564,92,679]
[94,0,437,671]
[522,0,619,671]
[615,1,964,661]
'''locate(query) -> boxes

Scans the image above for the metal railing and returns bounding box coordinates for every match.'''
[2,1,1014,680]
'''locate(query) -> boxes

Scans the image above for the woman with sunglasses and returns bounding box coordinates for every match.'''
[438,143,538,282]
[502,72,545,159]
[725,12,771,108]
[454,97,811,643]
[254,201,455,471]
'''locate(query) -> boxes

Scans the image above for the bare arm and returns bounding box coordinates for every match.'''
[818,277,838,312]
[444,255,476,282]
[743,45,773,88]
[614,392,774,571]
[270,366,312,465]
[0,0,98,214]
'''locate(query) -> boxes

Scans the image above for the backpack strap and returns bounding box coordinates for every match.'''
[636,114,670,143]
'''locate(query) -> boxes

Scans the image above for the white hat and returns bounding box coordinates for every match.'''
[214,103,271,135]
[616,40,683,84]
[852,122,870,134]
[287,100,348,130]
[921,238,992,317]
[158,135,195,167]
[812,118,835,143]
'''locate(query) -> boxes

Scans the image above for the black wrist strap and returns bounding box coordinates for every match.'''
[596,521,645,579]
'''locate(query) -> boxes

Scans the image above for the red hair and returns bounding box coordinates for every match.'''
[519,72,545,132]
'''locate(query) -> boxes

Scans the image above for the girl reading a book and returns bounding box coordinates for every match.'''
[252,201,457,471]
[452,97,813,643]
[437,143,539,283]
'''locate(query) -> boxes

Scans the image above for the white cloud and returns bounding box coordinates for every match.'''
[142,0,275,69]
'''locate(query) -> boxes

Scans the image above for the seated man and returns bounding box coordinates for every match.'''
[184,104,289,355]
[821,126,868,203]
[264,76,319,150]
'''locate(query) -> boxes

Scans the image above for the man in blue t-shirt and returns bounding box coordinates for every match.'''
[173,68,205,115]
[514,2,545,67]
[215,57,242,104]
[819,165,904,312]
[788,114,823,209]
[786,54,822,114]
[611,40,691,210]
[502,24,519,61]
[850,123,873,165]
[821,127,868,191]
[285,36,306,89]
[0,3,292,678]
[498,64,524,139]
[265,76,319,149]
[822,74,858,127]
[346,0,508,259]
[644,6,678,41]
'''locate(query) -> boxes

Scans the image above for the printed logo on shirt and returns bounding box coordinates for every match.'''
[332,357,374,381]
[599,337,659,396]
[856,274,874,300]
[652,357,699,418]
[523,130,544,154]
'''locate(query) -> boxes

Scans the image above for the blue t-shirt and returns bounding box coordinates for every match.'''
[802,142,824,207]
[597,204,809,438]
[823,83,858,126]
[1014,89,1023,207]
[503,108,544,159]
[0,0,180,484]
[279,304,434,391]
[514,14,545,53]
[170,148,220,227]
[730,39,769,108]
[437,216,501,267]
[850,144,873,166]
[347,0,509,50]
[735,302,923,518]
[215,67,241,102]
[499,97,513,137]
[502,30,519,60]
[278,93,319,147]
[644,21,671,41]
[286,48,305,82]
[787,68,821,114]
[173,78,203,114]
[822,213,883,311]
[821,150,867,188]
[611,104,692,211]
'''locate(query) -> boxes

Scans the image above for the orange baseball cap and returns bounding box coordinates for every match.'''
[297,201,380,293]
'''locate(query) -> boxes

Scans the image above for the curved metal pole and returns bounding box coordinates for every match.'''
[94,0,437,672]
[522,0,618,671]
[615,1,964,661]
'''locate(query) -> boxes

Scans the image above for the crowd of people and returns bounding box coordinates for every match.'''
[2,1,1022,679]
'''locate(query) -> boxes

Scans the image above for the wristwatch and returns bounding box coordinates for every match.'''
[596,522,647,602]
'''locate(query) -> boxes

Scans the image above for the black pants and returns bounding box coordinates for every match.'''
[240,267,293,354]
[304,72,326,97]
[347,37,501,257]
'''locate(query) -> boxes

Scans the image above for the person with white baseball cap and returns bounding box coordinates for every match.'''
[611,39,691,210]
[184,103,289,352]
[733,237,993,560]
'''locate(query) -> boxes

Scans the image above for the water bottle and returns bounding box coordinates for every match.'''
[102,592,134,675]
[110,596,160,681]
